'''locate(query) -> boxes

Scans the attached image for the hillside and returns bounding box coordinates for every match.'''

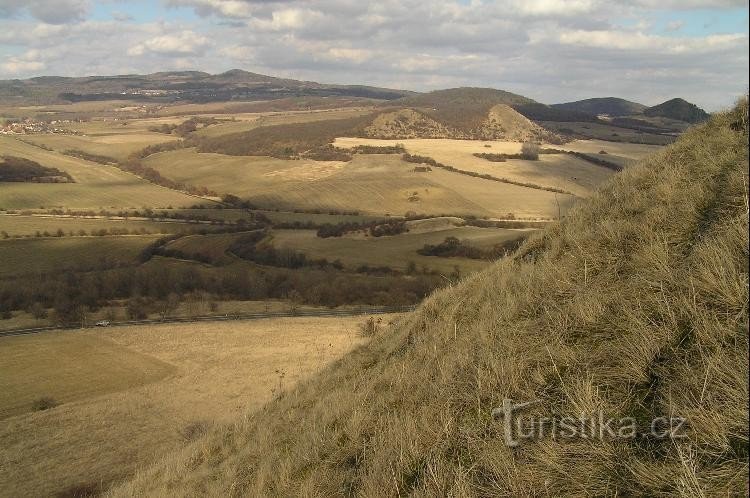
[552,97,647,116]
[0,70,414,105]
[112,101,748,496]
[366,88,558,141]
[645,98,711,123]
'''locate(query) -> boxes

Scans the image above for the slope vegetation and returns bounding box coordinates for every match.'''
[552,97,647,116]
[645,98,711,124]
[112,101,748,497]
[368,89,557,141]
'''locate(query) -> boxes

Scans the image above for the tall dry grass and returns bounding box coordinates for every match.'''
[110,99,748,497]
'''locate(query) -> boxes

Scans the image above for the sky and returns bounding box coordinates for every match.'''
[0,0,747,110]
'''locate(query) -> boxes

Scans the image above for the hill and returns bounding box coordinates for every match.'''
[644,98,710,123]
[365,88,559,141]
[552,97,647,116]
[112,101,748,496]
[0,70,414,105]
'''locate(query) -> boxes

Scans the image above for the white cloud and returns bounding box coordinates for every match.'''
[0,0,747,110]
[128,30,211,56]
[2,49,46,74]
[0,0,90,24]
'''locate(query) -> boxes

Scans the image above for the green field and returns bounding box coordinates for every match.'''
[0,136,201,210]
[0,235,160,277]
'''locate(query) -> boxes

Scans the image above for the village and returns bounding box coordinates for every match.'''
[0,118,80,136]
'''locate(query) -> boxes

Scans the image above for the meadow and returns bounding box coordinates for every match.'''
[145,149,574,218]
[0,235,160,277]
[0,214,192,237]
[0,136,201,210]
[0,315,385,497]
[335,137,626,198]
[269,226,534,274]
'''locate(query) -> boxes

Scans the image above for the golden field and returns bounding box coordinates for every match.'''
[0,315,390,497]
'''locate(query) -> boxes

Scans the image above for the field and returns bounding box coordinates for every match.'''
[22,131,176,162]
[0,315,387,497]
[0,235,160,277]
[0,333,175,420]
[269,226,534,274]
[0,214,194,237]
[145,148,575,218]
[0,136,201,210]
[540,120,676,144]
[336,137,623,197]
[192,107,374,138]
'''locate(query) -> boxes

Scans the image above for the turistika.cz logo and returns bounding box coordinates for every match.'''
[492,399,688,447]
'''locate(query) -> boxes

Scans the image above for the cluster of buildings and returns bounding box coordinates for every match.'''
[0,119,77,135]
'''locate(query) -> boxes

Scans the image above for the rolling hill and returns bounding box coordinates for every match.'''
[366,88,559,141]
[644,98,711,123]
[111,101,748,496]
[551,97,647,117]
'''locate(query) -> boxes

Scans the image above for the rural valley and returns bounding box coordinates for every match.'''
[0,3,747,495]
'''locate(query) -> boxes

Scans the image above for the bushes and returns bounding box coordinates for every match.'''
[418,235,528,260]
[316,220,407,238]
[520,141,540,160]
[0,156,74,183]
[31,396,58,411]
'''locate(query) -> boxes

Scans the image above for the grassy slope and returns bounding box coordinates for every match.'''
[112,102,748,497]
[0,136,199,209]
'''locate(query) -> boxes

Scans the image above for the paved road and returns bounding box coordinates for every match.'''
[0,306,416,339]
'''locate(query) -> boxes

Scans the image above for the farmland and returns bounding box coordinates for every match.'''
[145,148,575,218]
[0,214,194,237]
[0,315,386,497]
[0,136,201,209]
[0,235,160,277]
[269,226,534,274]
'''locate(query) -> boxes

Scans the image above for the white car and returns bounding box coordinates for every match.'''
[95,320,111,327]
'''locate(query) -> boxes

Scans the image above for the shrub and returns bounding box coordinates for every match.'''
[181,421,210,441]
[359,316,382,337]
[520,142,540,160]
[31,396,58,411]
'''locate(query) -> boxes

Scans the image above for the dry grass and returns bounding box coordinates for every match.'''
[0,333,175,420]
[0,136,199,210]
[0,316,384,497]
[0,214,189,237]
[145,149,574,218]
[110,101,748,497]
[270,227,533,274]
[23,132,175,162]
[334,137,657,198]
[0,235,160,277]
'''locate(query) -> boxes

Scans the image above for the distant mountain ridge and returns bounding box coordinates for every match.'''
[0,69,415,104]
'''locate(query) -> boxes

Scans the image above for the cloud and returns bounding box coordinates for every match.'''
[112,11,134,22]
[128,30,211,56]
[2,49,46,74]
[665,20,684,32]
[0,0,90,24]
[0,0,747,110]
